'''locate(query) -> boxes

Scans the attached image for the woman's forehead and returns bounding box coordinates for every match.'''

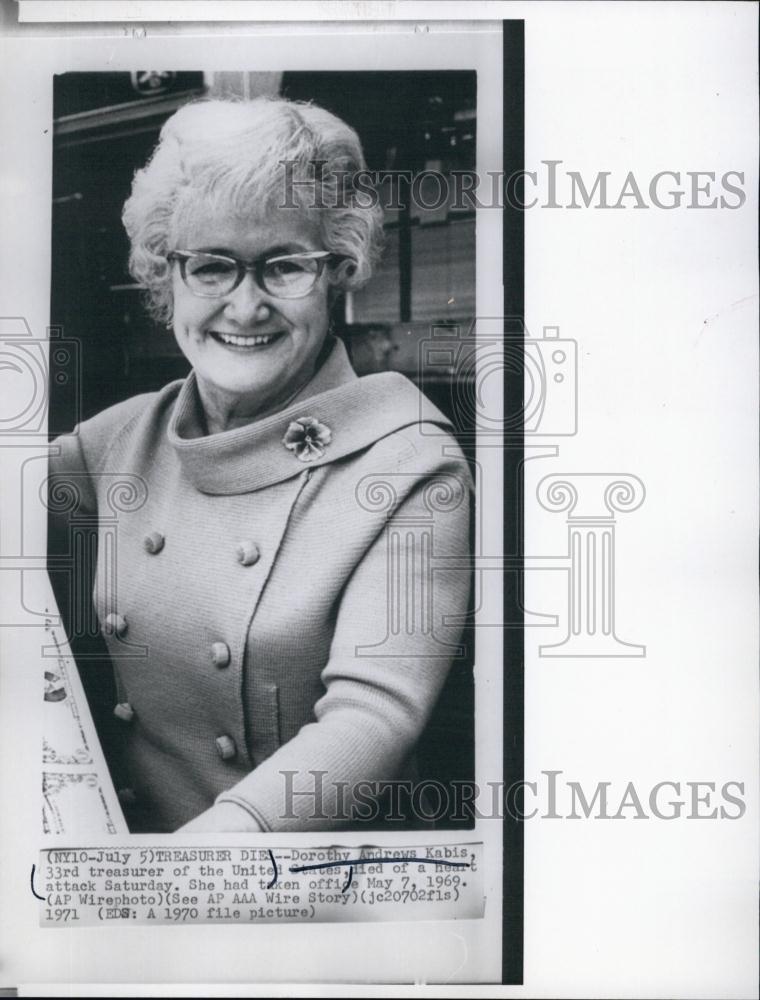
[172,202,322,255]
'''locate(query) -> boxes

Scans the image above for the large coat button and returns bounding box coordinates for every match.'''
[104,613,128,637]
[215,735,236,760]
[144,531,165,554]
[211,642,231,668]
[236,540,261,566]
[113,702,135,723]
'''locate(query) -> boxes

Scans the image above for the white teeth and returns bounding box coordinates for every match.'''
[214,332,277,347]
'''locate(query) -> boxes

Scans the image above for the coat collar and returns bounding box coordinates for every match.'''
[166,337,452,495]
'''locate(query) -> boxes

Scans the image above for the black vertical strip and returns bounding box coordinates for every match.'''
[398,199,412,322]
[502,19,525,987]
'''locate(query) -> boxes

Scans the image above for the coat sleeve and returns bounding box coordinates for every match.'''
[215,441,473,831]
[47,426,98,642]
[46,395,156,629]
[46,396,160,795]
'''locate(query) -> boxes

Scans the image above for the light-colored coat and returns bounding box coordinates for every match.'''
[49,339,472,831]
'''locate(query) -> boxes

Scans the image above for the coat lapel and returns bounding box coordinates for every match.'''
[166,338,453,495]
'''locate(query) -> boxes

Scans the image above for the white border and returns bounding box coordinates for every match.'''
[0,22,506,990]
[1,3,758,997]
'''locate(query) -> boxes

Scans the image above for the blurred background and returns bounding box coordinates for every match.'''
[49,69,478,826]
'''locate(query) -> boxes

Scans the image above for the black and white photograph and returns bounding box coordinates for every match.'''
[0,1,757,995]
[46,68,483,837]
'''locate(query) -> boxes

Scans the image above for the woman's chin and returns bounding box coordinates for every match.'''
[198,346,288,395]
[195,366,294,422]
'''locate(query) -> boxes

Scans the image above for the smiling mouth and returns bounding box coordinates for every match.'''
[209,330,285,348]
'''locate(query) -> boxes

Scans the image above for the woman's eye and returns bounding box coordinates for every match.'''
[267,259,309,277]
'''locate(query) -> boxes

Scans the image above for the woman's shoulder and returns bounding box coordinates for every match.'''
[337,372,473,491]
[53,380,184,470]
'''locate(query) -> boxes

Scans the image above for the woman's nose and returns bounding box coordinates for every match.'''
[223,272,273,324]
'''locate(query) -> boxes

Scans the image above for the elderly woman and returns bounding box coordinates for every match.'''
[49,97,472,833]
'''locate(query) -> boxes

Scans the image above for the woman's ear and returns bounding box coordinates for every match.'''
[330,257,357,286]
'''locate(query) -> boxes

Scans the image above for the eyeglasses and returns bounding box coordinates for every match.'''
[167,249,336,300]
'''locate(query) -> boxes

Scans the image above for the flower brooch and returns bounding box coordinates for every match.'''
[282,416,332,462]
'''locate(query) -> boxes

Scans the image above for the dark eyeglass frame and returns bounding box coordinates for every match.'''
[167,249,337,300]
